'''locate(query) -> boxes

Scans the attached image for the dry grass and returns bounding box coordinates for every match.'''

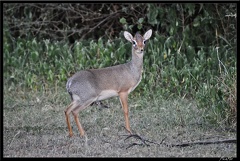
[3,87,236,157]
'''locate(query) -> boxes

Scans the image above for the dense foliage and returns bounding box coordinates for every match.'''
[3,3,236,126]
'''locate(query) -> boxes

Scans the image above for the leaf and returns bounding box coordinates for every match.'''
[137,24,142,30]
[120,17,127,24]
[170,27,174,36]
[193,17,200,27]
[164,53,167,59]
[31,51,39,62]
[29,11,32,19]
[138,17,144,24]
[147,4,159,25]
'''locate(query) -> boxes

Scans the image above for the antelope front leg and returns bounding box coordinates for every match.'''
[119,92,132,134]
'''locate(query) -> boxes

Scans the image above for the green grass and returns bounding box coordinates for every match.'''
[3,86,236,157]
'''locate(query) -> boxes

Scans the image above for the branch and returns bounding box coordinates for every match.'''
[121,133,166,149]
[168,139,237,147]
[80,11,120,39]
[121,132,236,149]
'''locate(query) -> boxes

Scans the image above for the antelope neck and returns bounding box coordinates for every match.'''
[129,50,143,76]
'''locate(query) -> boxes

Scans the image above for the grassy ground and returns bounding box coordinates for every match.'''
[3,86,236,157]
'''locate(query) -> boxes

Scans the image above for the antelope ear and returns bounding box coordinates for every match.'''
[143,29,152,40]
[124,31,133,42]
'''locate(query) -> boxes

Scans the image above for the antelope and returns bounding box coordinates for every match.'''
[65,29,152,136]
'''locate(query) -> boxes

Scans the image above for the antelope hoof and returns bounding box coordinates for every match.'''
[69,132,73,137]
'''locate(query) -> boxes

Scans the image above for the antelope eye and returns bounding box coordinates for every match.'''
[132,40,137,46]
[143,40,146,45]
